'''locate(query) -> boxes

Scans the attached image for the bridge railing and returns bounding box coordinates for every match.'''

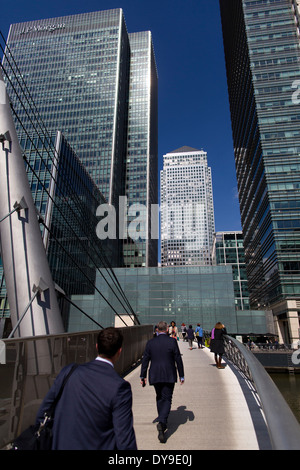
[0,325,153,449]
[223,335,300,450]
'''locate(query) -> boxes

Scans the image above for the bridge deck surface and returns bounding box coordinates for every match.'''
[126,339,272,450]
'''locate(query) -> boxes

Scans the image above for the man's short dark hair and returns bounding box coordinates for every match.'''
[97,327,123,358]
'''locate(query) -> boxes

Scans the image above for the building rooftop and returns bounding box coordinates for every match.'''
[169,146,202,154]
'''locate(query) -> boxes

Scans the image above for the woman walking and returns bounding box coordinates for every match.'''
[169,321,178,340]
[210,322,227,368]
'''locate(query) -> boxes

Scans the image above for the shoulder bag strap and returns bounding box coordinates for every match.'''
[48,363,78,415]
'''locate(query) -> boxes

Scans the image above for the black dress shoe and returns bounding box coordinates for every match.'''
[157,422,166,443]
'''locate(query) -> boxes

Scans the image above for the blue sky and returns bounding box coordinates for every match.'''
[0,0,242,233]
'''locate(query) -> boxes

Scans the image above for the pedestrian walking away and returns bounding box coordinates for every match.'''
[140,320,184,443]
[181,323,187,342]
[187,325,195,350]
[195,323,203,349]
[210,322,227,369]
[35,327,137,450]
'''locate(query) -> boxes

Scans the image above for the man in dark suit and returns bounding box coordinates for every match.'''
[35,327,137,450]
[140,320,184,443]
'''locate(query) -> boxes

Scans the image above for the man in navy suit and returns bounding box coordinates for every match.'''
[140,320,184,443]
[35,327,137,450]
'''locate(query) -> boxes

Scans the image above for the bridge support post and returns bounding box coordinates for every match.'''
[0,69,64,337]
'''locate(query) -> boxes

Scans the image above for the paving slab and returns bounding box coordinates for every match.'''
[125,339,272,450]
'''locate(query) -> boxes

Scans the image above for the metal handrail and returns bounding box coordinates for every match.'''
[223,335,300,450]
[0,325,153,449]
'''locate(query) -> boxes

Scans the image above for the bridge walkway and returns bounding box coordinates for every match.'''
[126,339,272,450]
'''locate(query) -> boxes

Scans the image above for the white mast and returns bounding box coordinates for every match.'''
[0,69,64,337]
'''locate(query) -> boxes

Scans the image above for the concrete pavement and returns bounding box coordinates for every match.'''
[125,339,272,450]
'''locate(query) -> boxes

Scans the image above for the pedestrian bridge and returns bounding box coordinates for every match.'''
[1,325,300,450]
[128,339,270,450]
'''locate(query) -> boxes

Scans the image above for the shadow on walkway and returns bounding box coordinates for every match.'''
[163,405,195,442]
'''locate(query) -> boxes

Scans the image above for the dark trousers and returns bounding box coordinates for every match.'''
[153,382,175,425]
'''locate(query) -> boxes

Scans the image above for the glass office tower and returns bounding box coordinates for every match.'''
[160,147,215,266]
[3,9,158,267]
[219,0,300,344]
[213,231,250,310]
[43,132,113,297]
[123,32,158,267]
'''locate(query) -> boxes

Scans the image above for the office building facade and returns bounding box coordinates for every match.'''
[123,32,158,267]
[3,9,158,268]
[68,266,268,335]
[43,132,114,297]
[213,231,250,310]
[219,0,300,345]
[160,147,215,266]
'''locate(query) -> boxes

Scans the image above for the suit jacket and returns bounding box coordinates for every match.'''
[35,360,137,450]
[141,333,184,384]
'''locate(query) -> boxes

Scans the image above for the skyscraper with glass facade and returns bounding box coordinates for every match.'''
[123,32,158,267]
[160,147,215,266]
[3,9,158,268]
[219,0,300,345]
[213,231,250,311]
